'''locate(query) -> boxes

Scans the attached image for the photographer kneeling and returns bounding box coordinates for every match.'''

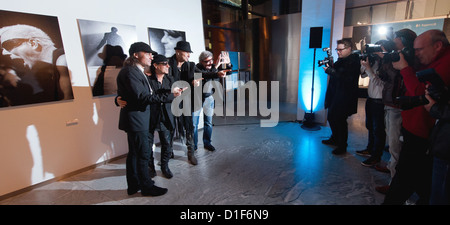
[383,29,450,205]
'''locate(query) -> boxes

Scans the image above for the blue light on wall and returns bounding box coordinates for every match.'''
[300,69,322,112]
[298,29,331,113]
[297,0,335,122]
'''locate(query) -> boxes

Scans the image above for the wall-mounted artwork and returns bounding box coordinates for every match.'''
[0,10,74,107]
[148,27,186,58]
[77,19,137,96]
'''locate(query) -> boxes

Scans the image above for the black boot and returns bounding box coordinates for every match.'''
[161,147,173,179]
[141,185,168,196]
[187,148,198,165]
[148,149,156,178]
[149,160,156,178]
[161,163,173,178]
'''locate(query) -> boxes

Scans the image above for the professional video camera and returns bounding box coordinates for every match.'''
[318,47,334,67]
[355,44,383,61]
[396,68,449,110]
[355,44,415,63]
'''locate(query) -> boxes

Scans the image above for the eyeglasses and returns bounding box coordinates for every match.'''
[202,59,213,63]
[1,38,28,51]
[156,62,169,66]
[335,47,349,52]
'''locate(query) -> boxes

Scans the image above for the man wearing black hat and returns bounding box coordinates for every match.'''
[147,54,180,178]
[116,42,180,196]
[168,40,198,165]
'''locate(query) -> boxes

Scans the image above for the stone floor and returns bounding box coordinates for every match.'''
[0,99,394,205]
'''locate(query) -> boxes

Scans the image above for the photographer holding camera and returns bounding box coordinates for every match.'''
[357,40,397,168]
[383,29,450,205]
[424,83,450,205]
[373,30,416,194]
[321,39,361,155]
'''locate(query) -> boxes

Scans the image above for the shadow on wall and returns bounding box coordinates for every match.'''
[0,85,127,197]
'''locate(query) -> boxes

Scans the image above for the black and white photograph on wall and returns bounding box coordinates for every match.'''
[352,25,372,51]
[148,28,186,58]
[0,10,74,108]
[77,19,136,96]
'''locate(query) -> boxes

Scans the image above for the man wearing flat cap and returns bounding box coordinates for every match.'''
[116,42,180,196]
[168,40,198,165]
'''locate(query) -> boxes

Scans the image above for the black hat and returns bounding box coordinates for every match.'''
[128,42,157,56]
[152,54,168,64]
[174,41,193,53]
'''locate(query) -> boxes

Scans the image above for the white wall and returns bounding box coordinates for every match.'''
[0,0,205,197]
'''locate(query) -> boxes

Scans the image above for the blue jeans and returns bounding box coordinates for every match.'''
[385,106,402,178]
[192,95,214,150]
[430,157,450,205]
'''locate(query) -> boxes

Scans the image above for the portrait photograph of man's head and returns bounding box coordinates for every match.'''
[0,10,74,107]
[148,27,186,58]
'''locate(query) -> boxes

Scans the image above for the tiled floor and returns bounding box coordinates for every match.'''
[0,99,395,205]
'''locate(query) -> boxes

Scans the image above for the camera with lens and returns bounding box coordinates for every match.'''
[355,44,414,64]
[396,68,449,110]
[383,47,415,63]
[219,62,233,75]
[356,44,384,61]
[318,47,334,67]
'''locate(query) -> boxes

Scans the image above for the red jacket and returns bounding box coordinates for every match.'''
[400,46,450,139]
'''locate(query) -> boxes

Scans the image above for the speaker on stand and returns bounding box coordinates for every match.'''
[301,27,323,131]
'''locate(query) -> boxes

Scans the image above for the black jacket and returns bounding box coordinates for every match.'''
[324,53,361,116]
[116,65,174,132]
[429,100,450,161]
[148,74,176,132]
[195,63,220,98]
[168,54,195,83]
[168,54,196,112]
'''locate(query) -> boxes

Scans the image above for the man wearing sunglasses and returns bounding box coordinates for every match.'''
[192,51,230,152]
[322,39,361,155]
[0,24,73,106]
[147,54,181,179]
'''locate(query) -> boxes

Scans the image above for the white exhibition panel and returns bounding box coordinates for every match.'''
[0,0,204,197]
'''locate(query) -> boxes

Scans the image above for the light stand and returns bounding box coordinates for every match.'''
[301,27,322,131]
[301,48,321,131]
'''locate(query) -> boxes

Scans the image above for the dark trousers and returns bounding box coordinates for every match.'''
[126,131,155,190]
[365,98,386,159]
[383,127,432,205]
[149,122,173,165]
[175,115,195,150]
[327,110,349,149]
[430,157,450,205]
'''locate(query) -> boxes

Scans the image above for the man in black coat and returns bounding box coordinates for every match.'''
[148,54,178,179]
[322,39,361,155]
[167,41,198,165]
[116,42,179,196]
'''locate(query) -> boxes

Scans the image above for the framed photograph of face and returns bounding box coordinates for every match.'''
[77,19,137,96]
[0,9,74,107]
[148,27,186,58]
